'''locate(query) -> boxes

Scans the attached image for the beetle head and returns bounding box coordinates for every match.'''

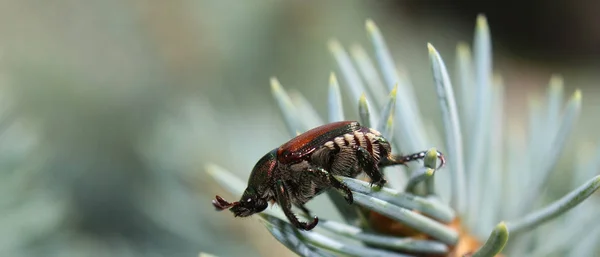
[212,149,277,217]
[229,187,268,217]
[211,188,268,217]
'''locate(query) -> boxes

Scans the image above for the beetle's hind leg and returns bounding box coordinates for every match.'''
[308,166,354,204]
[379,150,446,169]
[274,181,318,230]
[356,146,386,188]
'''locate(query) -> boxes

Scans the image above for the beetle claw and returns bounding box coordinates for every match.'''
[301,216,319,230]
[344,193,353,204]
[369,179,386,190]
[437,151,446,169]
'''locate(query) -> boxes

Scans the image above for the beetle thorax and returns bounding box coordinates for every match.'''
[247,149,278,191]
[278,160,326,205]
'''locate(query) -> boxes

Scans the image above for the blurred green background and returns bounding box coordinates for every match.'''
[0,1,599,257]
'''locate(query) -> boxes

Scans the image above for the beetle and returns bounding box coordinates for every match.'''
[212,121,445,230]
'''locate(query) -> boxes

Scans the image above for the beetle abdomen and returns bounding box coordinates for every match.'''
[319,127,390,177]
[323,128,387,161]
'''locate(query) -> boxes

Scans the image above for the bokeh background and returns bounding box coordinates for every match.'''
[0,1,598,257]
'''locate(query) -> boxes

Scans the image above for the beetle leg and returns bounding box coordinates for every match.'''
[274,181,318,230]
[356,146,386,188]
[379,150,446,169]
[307,166,354,204]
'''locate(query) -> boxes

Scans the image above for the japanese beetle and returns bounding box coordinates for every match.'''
[212,121,445,230]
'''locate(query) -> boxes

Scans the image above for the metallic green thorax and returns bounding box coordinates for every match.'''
[244,148,278,197]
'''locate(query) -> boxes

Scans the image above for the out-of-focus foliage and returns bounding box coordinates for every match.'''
[0,1,421,257]
[0,1,599,257]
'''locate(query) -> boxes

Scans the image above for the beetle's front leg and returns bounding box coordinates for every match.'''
[274,181,318,230]
[307,166,354,204]
[355,146,386,188]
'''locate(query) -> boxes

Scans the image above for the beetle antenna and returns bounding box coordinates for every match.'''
[212,195,239,211]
